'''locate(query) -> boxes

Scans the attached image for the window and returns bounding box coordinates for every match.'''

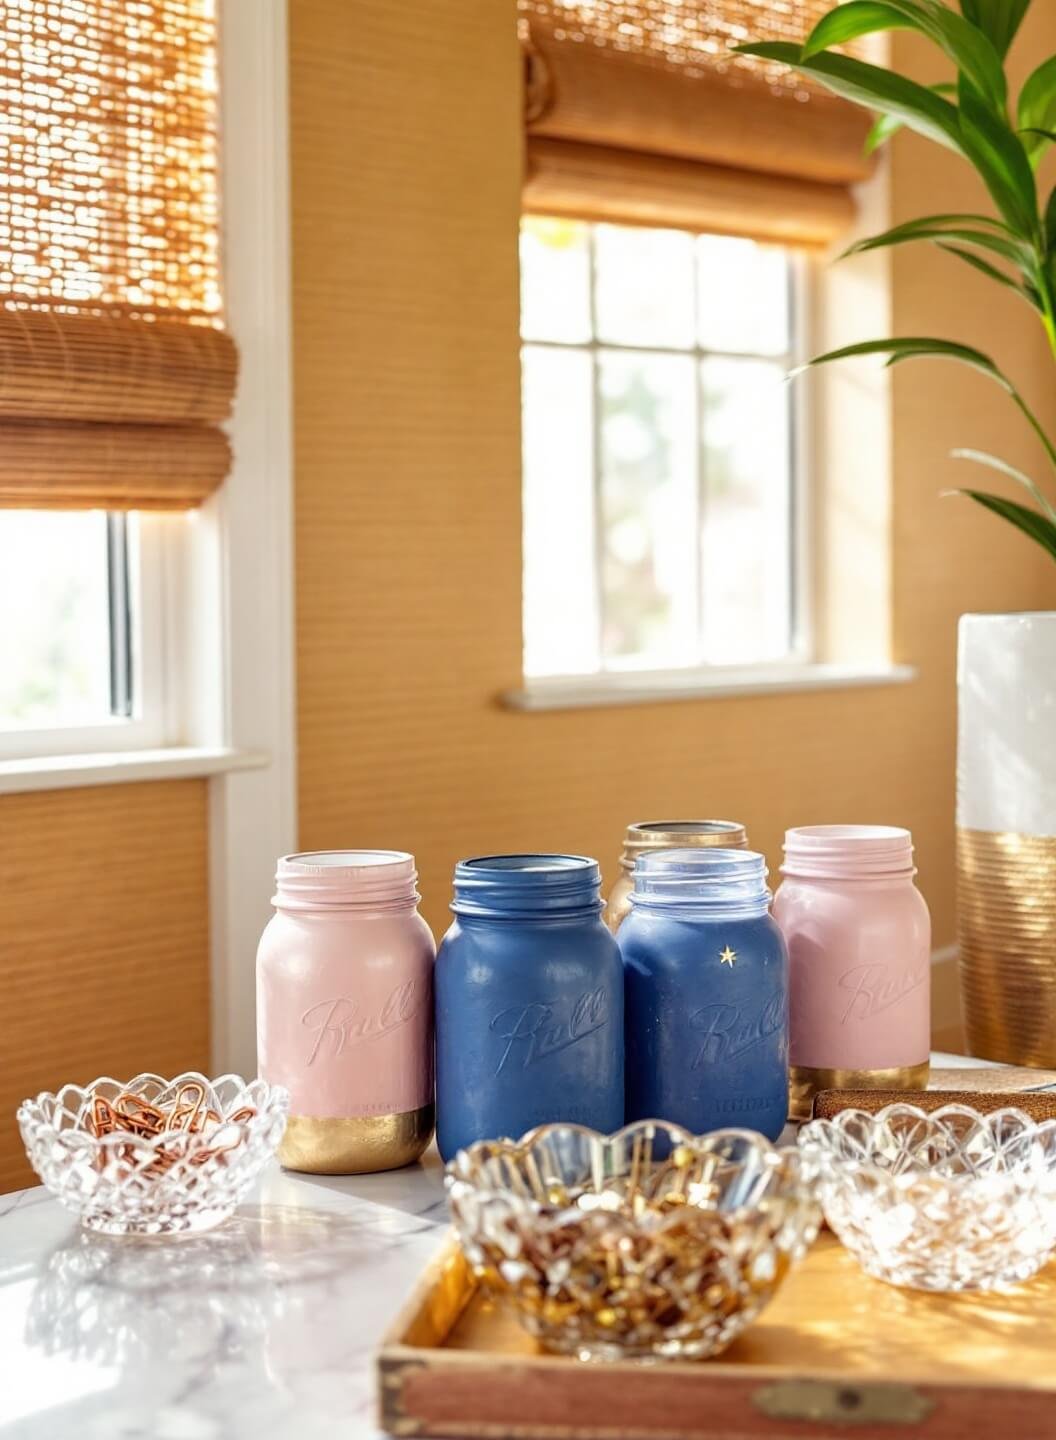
[520,217,804,683]
[0,512,124,729]
[0,0,235,768]
[0,510,176,758]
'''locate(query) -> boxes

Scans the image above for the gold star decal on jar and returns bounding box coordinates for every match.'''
[719,945,737,968]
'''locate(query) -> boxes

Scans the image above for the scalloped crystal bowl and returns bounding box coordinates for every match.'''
[445,1121,820,1361]
[17,1072,289,1236]
[799,1104,1056,1292]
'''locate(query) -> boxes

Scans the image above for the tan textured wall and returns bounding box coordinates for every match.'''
[0,781,210,1191]
[289,1,1055,962]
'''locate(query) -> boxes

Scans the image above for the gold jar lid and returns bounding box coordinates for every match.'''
[618,820,748,872]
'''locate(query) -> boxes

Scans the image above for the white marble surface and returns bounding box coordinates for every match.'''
[0,1154,449,1440]
[0,1055,992,1439]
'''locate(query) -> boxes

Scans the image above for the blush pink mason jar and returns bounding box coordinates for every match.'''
[772,826,930,1121]
[256,850,435,1174]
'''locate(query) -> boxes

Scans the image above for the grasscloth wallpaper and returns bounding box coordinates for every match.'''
[0,782,210,1190]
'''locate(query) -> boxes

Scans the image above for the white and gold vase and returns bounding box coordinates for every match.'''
[957,613,1056,1065]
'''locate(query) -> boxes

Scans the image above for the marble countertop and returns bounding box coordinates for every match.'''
[0,1056,993,1439]
[0,1154,450,1440]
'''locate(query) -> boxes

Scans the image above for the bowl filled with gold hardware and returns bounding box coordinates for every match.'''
[17,1072,289,1236]
[799,1103,1056,1292]
[445,1120,819,1361]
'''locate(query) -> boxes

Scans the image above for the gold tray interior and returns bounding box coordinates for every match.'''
[408,1232,1056,1387]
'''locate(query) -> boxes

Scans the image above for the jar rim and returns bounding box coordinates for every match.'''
[280,848,413,873]
[458,853,596,874]
[784,825,910,846]
[781,826,915,879]
[626,819,746,839]
[274,850,420,910]
[452,854,604,918]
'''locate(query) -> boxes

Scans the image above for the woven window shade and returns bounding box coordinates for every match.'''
[0,0,236,510]
[521,0,874,246]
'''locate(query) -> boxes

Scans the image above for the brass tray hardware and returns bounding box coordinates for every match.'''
[754,1378,935,1426]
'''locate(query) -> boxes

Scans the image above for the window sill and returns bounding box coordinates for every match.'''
[0,746,270,795]
[503,662,917,712]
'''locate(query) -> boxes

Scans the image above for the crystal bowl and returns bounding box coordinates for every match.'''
[799,1104,1056,1292]
[445,1121,819,1361]
[17,1072,289,1235]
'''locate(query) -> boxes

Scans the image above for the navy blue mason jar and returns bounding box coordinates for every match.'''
[435,855,624,1161]
[618,849,788,1141]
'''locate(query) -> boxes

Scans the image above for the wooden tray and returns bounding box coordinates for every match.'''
[378,1232,1056,1439]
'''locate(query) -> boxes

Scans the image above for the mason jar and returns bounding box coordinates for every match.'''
[435,854,624,1161]
[604,820,749,933]
[618,848,788,1141]
[256,850,435,1173]
[773,825,931,1120]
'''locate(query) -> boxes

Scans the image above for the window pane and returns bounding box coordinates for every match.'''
[700,358,792,664]
[599,351,697,667]
[520,217,592,343]
[697,236,790,355]
[519,217,803,681]
[0,512,112,727]
[594,225,696,350]
[522,345,599,676]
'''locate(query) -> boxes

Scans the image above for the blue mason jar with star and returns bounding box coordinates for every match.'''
[618,848,788,1141]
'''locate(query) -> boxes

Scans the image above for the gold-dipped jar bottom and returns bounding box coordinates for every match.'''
[958,826,1056,1068]
[278,1104,434,1175]
[789,1062,931,1121]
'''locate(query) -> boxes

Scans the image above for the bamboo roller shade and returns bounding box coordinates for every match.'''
[0,0,237,510]
[521,0,874,244]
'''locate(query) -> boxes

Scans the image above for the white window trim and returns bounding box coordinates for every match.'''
[207,0,296,1077]
[505,661,915,711]
[0,512,216,765]
[0,514,162,762]
[0,745,269,793]
[519,233,816,694]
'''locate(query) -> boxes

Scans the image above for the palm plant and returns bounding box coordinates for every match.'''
[738,0,1056,562]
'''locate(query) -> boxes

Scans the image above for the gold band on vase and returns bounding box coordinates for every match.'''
[278,1104,435,1175]
[789,1061,931,1122]
[958,827,1056,1068]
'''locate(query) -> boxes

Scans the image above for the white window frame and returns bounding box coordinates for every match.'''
[205,0,296,1077]
[533,240,813,680]
[507,225,914,712]
[0,513,185,761]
